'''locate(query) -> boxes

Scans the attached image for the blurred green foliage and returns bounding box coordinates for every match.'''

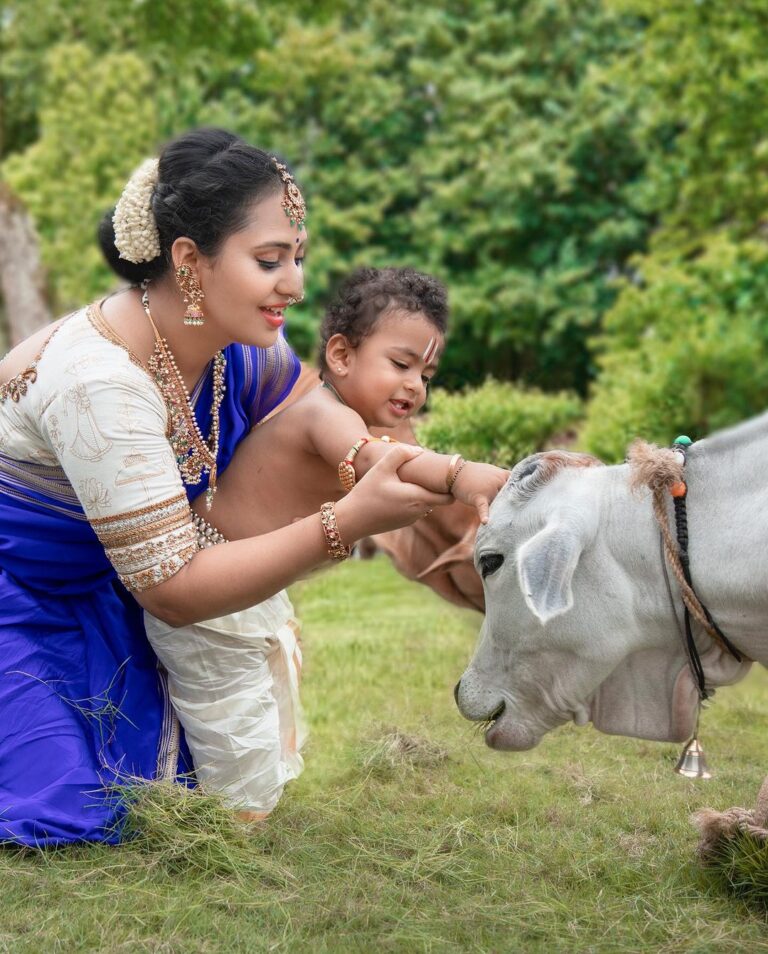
[2,0,768,461]
[416,379,582,468]
[582,238,768,460]
[0,0,649,393]
[583,0,768,458]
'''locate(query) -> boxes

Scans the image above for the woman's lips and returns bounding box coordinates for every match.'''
[261,307,284,329]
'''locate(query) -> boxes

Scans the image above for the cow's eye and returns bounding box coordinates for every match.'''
[479,553,504,578]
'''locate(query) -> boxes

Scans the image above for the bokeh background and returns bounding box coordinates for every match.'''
[2,0,768,461]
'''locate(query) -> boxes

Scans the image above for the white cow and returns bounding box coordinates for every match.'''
[455,414,768,750]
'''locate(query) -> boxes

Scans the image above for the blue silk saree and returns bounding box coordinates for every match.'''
[0,331,298,847]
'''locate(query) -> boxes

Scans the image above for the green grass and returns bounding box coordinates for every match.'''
[3,558,768,952]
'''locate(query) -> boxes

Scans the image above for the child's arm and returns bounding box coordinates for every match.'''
[305,397,508,523]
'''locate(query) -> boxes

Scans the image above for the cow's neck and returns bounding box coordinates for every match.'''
[654,412,768,667]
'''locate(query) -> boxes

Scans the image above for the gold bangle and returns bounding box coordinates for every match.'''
[445,454,465,492]
[338,435,398,492]
[449,459,468,493]
[320,502,351,560]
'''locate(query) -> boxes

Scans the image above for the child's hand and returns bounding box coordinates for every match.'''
[451,462,510,524]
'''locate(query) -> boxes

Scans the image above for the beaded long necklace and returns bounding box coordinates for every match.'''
[141,287,226,509]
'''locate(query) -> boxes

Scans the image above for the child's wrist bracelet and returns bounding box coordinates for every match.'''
[445,454,466,492]
[338,435,397,491]
[320,502,351,560]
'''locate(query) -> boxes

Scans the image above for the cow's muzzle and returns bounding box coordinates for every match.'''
[455,671,542,751]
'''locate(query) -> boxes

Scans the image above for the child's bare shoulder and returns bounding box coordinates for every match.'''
[266,385,364,445]
[302,386,365,426]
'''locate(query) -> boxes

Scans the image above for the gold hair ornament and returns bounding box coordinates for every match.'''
[271,158,307,229]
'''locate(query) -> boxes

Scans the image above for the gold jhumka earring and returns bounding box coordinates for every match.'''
[176,265,205,327]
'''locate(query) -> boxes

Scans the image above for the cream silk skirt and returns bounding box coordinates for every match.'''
[144,590,306,814]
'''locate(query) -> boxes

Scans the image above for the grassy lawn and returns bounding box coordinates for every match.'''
[3,557,768,952]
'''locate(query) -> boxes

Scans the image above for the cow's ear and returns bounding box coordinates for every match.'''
[517,521,586,624]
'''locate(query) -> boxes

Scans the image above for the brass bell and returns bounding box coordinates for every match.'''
[674,736,712,779]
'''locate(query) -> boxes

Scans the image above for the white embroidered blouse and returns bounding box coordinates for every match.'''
[0,305,199,591]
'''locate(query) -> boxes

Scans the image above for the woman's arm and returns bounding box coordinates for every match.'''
[133,443,450,627]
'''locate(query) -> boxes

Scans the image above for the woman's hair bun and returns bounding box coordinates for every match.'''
[97,207,164,284]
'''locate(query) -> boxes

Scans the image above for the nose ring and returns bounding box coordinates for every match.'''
[287,293,305,306]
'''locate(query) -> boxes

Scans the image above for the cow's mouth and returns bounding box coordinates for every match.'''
[483,703,541,751]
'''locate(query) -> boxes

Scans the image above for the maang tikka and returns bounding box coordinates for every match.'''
[176,265,205,327]
[271,158,307,229]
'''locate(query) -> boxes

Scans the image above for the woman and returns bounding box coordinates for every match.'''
[0,128,448,846]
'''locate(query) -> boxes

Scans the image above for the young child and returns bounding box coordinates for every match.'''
[144,267,508,818]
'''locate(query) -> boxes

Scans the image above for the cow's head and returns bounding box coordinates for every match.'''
[455,451,749,750]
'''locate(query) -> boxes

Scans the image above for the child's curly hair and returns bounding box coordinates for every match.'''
[318,267,448,375]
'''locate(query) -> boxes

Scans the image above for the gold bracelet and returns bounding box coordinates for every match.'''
[450,459,468,492]
[320,502,351,560]
[445,454,466,492]
[338,435,397,492]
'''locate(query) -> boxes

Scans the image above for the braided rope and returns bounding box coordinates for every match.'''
[649,487,722,639]
[628,441,730,650]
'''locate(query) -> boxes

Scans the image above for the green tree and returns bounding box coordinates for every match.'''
[583,1,768,459]
[2,0,651,400]
[3,44,158,307]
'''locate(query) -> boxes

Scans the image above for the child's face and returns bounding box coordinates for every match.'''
[338,309,443,428]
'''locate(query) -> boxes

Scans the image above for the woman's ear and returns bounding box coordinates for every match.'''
[325,334,354,375]
[170,236,202,273]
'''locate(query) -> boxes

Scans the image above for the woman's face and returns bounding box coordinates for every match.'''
[196,190,308,348]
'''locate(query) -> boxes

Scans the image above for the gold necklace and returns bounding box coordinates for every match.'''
[321,379,348,406]
[142,288,226,509]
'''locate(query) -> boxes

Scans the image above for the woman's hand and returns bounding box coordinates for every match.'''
[334,444,451,543]
[450,461,510,524]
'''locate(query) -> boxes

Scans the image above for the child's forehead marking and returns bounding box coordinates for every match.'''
[422,337,438,364]
[390,343,441,370]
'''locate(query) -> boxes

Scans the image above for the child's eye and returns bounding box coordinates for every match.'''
[422,375,431,386]
[391,360,408,370]
[257,259,280,270]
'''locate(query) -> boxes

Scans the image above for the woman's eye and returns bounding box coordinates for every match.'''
[257,259,280,270]
[294,256,305,267]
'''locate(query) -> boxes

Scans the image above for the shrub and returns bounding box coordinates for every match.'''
[581,237,768,462]
[415,378,582,468]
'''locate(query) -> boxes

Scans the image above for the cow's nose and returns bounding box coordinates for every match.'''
[453,679,461,704]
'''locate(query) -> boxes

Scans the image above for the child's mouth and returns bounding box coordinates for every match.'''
[388,399,412,416]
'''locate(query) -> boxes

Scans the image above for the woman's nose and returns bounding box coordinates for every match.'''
[278,262,304,300]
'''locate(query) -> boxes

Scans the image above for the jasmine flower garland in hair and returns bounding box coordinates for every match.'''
[113,158,161,264]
